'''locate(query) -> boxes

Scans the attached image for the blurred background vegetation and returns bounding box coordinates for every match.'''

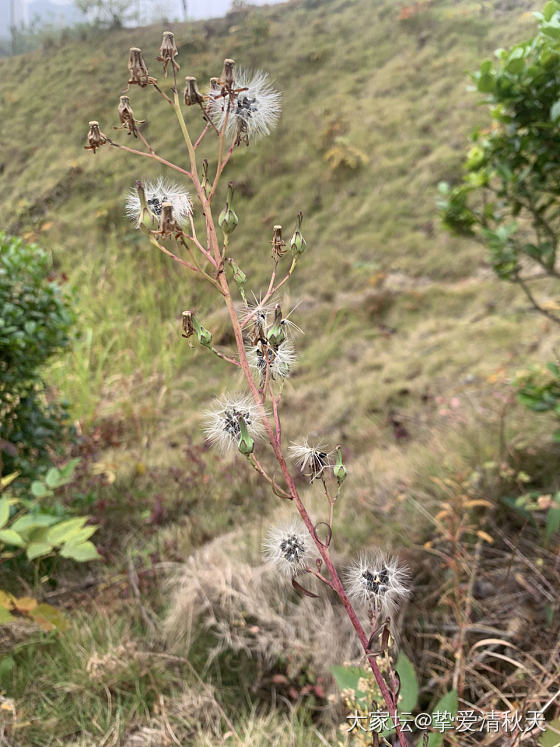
[1,0,560,744]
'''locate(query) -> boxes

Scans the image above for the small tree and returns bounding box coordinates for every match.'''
[0,234,75,479]
[74,0,136,28]
[439,1,560,323]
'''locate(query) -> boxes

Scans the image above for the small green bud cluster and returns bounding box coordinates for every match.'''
[182,311,212,347]
[290,211,306,256]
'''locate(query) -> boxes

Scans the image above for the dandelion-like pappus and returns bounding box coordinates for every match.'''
[289,440,333,482]
[203,394,265,452]
[345,552,410,620]
[208,69,281,145]
[263,522,312,577]
[125,178,192,228]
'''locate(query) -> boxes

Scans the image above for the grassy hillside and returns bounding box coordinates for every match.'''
[2,0,560,744]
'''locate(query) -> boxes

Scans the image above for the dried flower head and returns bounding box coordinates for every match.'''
[345,551,410,619]
[247,339,296,383]
[208,69,281,145]
[85,121,107,153]
[289,440,333,482]
[125,178,192,228]
[203,394,265,453]
[221,58,236,89]
[263,521,312,577]
[158,202,179,237]
[157,31,179,77]
[184,76,204,107]
[116,96,145,137]
[128,47,156,87]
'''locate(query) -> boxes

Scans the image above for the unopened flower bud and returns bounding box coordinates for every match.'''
[290,211,306,256]
[228,258,246,286]
[85,121,107,153]
[182,310,212,346]
[128,47,154,87]
[157,30,179,76]
[334,446,347,485]
[267,304,286,348]
[271,225,286,259]
[219,182,239,235]
[222,58,235,88]
[184,76,203,106]
[237,415,254,456]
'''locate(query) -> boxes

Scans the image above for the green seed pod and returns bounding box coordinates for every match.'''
[334,445,347,485]
[219,182,239,235]
[228,258,246,286]
[237,415,254,456]
[267,304,286,348]
[290,211,306,256]
[191,315,212,347]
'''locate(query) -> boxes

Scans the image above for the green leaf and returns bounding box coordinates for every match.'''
[329,665,368,705]
[0,529,25,548]
[59,541,101,562]
[0,607,15,623]
[46,517,88,545]
[506,57,524,74]
[28,603,69,632]
[543,1,557,22]
[477,72,495,93]
[540,718,560,747]
[11,514,58,535]
[26,542,54,561]
[545,497,560,543]
[31,481,52,499]
[395,652,419,712]
[428,690,458,747]
[550,100,560,122]
[45,468,61,489]
[0,497,10,530]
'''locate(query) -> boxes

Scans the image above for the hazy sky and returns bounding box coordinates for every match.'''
[9,0,284,25]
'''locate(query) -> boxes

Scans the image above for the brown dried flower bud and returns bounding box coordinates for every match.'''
[159,202,179,237]
[222,58,235,89]
[117,95,144,137]
[209,76,220,92]
[128,47,155,88]
[85,121,107,154]
[157,31,179,77]
[272,225,286,259]
[184,76,203,107]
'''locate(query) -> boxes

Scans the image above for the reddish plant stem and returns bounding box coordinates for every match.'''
[107,139,191,179]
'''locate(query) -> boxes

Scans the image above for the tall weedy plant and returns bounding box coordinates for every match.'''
[85,33,410,743]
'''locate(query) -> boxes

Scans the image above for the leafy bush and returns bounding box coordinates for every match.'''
[438,1,560,322]
[0,233,75,479]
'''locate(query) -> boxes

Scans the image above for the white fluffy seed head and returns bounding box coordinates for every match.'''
[344,551,410,619]
[247,339,297,382]
[262,521,312,577]
[203,394,265,453]
[208,69,281,144]
[289,440,334,482]
[125,178,192,227]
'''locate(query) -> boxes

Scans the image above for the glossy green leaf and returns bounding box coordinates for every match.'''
[427,690,458,747]
[45,468,61,489]
[59,541,101,562]
[395,652,419,712]
[46,517,88,545]
[26,541,54,561]
[0,498,10,530]
[31,481,51,499]
[0,529,25,548]
[11,514,58,534]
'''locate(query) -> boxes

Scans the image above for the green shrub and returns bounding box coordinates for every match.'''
[0,233,75,479]
[438,1,560,322]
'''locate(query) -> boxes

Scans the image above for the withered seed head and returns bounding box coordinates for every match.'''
[85,120,107,153]
[157,31,179,77]
[116,96,144,137]
[159,202,178,236]
[184,76,203,106]
[222,58,235,88]
[272,225,286,258]
[209,76,220,92]
[128,47,154,87]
